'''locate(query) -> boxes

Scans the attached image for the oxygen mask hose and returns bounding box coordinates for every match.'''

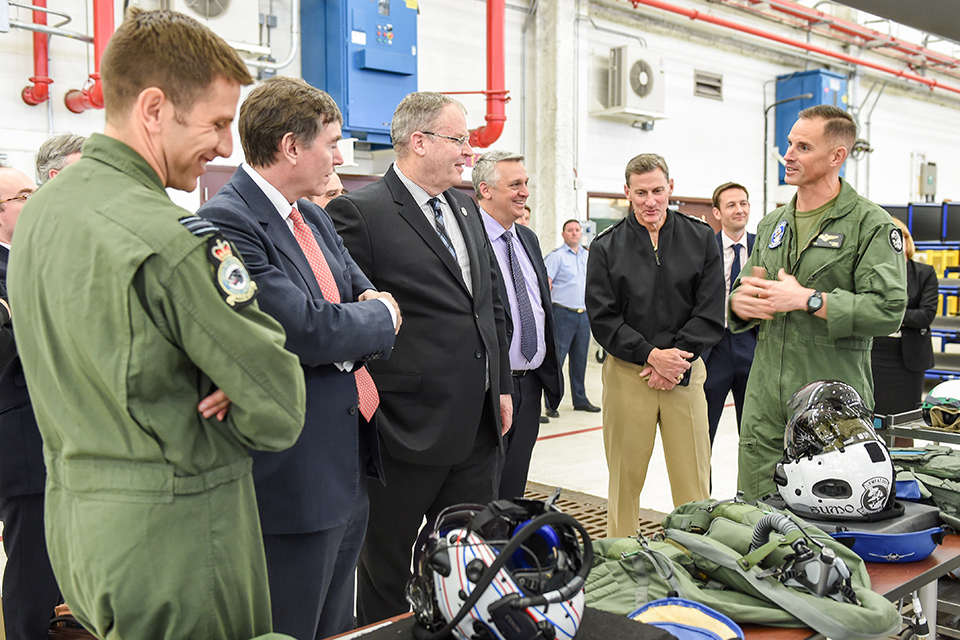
[749,514,858,604]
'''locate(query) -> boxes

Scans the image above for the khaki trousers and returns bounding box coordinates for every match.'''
[602,355,711,538]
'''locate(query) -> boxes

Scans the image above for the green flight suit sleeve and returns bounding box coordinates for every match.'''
[824,220,907,340]
[140,242,306,452]
[728,243,762,334]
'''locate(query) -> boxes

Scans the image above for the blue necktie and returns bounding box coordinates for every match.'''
[730,243,742,294]
[503,229,537,362]
[429,197,457,261]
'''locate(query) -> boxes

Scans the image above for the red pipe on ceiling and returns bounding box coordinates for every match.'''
[21,0,52,106]
[628,0,960,97]
[468,0,509,149]
[65,0,114,113]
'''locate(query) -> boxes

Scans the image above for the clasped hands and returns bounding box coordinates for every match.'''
[730,267,813,321]
[640,347,692,391]
[359,289,403,334]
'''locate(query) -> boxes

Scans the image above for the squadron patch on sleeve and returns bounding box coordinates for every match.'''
[206,236,258,308]
[889,228,904,254]
[769,220,787,249]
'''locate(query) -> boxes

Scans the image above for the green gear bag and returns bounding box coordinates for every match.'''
[891,446,960,529]
[585,499,901,640]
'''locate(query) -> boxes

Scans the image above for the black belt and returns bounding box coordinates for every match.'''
[553,302,585,313]
[511,370,532,377]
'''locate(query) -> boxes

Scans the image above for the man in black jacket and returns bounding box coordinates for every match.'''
[326,92,512,625]
[586,153,725,538]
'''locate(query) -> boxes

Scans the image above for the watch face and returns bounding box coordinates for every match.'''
[808,293,823,312]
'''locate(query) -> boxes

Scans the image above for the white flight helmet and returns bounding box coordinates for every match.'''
[406,495,592,640]
[922,379,960,430]
[775,381,894,520]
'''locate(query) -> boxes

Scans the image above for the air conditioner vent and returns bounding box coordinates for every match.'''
[591,46,667,124]
[631,59,656,98]
[185,0,229,19]
[694,70,723,101]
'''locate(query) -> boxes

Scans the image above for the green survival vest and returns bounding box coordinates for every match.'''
[585,499,901,640]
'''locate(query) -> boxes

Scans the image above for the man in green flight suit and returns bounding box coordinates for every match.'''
[729,104,906,503]
[7,8,306,640]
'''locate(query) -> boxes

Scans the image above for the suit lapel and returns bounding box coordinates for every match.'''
[385,169,470,293]
[229,169,323,299]
[516,226,550,313]
[445,189,481,297]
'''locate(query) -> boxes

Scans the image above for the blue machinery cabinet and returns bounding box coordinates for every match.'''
[775,69,848,185]
[302,0,418,146]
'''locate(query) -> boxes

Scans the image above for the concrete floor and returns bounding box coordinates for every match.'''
[527,353,740,516]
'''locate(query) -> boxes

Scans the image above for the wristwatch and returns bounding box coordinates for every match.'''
[806,291,823,314]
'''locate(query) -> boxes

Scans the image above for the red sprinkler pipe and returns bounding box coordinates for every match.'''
[65,0,114,113]
[21,0,52,106]
[468,0,509,149]
[628,0,960,97]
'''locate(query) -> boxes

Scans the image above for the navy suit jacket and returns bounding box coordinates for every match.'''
[716,230,755,281]
[0,247,45,499]
[703,231,757,363]
[492,223,562,409]
[198,168,396,534]
[327,165,511,466]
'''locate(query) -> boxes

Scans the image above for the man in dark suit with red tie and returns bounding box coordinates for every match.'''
[326,92,512,626]
[473,150,562,501]
[703,182,757,445]
[198,76,400,640]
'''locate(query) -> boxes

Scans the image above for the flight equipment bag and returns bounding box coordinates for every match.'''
[585,499,901,640]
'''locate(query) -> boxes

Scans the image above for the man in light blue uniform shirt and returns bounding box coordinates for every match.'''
[475,151,562,500]
[544,220,600,417]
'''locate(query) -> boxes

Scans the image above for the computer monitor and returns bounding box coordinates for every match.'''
[909,203,944,243]
[880,204,909,226]
[944,203,960,242]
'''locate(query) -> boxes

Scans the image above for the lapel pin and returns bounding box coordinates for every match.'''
[460,207,468,217]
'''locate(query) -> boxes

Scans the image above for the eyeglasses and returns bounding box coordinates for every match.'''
[421,131,470,148]
[0,192,33,206]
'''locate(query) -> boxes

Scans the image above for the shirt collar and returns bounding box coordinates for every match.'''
[480,207,513,241]
[241,163,296,220]
[721,229,746,250]
[393,163,447,211]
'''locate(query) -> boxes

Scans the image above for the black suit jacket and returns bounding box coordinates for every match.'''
[198,168,396,533]
[0,247,45,499]
[900,259,938,373]
[327,165,511,466]
[491,223,562,409]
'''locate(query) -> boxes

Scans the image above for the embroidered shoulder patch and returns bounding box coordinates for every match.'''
[206,237,257,308]
[889,228,904,254]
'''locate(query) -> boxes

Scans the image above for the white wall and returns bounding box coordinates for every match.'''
[2,0,960,238]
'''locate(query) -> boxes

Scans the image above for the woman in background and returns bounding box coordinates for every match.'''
[871,218,938,428]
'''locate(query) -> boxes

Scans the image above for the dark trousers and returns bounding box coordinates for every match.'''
[499,372,544,501]
[550,305,590,408]
[356,405,501,626]
[263,488,369,640]
[703,328,756,445]
[0,493,61,640]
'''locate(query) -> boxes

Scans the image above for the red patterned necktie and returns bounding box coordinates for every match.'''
[289,207,379,421]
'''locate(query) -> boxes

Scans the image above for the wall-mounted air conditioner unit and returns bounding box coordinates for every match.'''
[591,45,667,125]
[161,0,264,55]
